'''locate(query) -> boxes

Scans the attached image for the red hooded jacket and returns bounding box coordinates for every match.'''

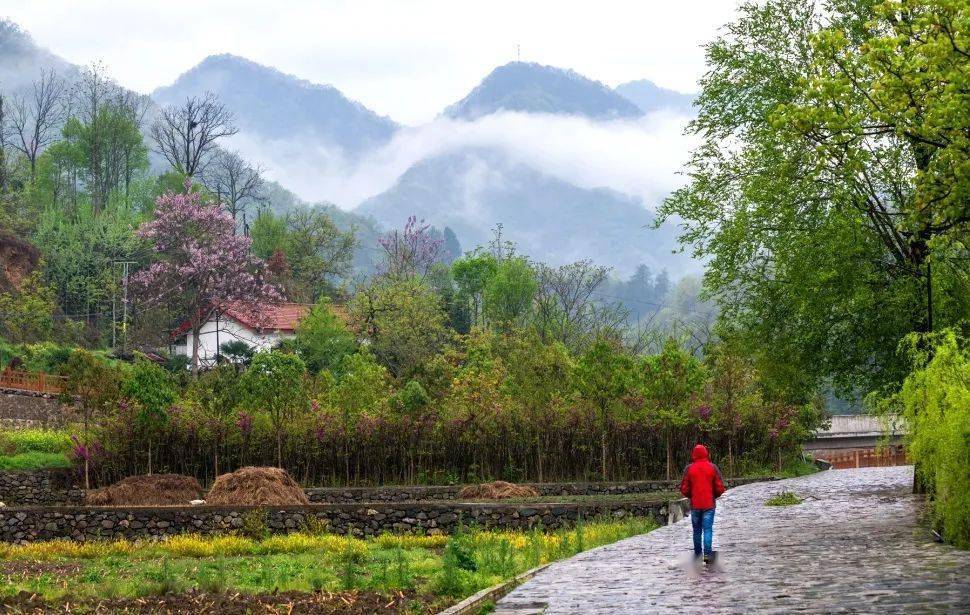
[680,444,726,510]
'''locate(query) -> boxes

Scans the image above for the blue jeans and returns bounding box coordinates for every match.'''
[691,508,715,555]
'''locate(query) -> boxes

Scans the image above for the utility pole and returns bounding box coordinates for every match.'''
[116,260,137,354]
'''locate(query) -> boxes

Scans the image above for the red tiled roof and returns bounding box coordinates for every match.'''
[224,302,308,332]
[170,302,309,339]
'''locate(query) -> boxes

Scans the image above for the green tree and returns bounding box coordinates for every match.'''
[483,256,537,328]
[659,0,970,399]
[294,298,357,374]
[452,250,498,328]
[892,330,970,547]
[59,350,124,488]
[350,277,451,379]
[0,271,56,343]
[703,346,764,475]
[250,210,288,259]
[500,330,573,482]
[250,208,356,301]
[282,208,357,301]
[122,358,176,474]
[242,351,307,467]
[573,339,634,480]
[636,339,705,479]
[331,351,389,482]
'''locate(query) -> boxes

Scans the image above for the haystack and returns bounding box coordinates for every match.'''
[205,466,309,506]
[86,474,204,506]
[458,481,539,500]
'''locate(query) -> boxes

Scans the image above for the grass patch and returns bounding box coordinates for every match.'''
[0,429,72,471]
[0,517,657,607]
[0,451,71,470]
[765,491,802,506]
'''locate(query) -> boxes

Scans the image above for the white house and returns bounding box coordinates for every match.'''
[170,303,309,366]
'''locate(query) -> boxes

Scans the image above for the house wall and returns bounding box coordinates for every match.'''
[179,317,292,363]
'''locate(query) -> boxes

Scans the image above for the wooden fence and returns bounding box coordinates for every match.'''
[0,370,65,394]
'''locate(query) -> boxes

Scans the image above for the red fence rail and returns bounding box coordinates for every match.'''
[820,447,908,470]
[0,369,65,394]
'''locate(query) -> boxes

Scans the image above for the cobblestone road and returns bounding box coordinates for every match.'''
[496,466,969,613]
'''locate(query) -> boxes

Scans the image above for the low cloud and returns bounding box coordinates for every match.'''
[227,110,696,210]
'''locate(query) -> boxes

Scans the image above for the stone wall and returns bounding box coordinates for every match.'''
[0,470,84,506]
[0,389,66,428]
[2,470,772,508]
[0,498,685,543]
[305,477,772,503]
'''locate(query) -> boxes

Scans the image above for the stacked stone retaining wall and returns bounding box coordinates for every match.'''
[304,477,772,503]
[0,389,67,428]
[0,472,773,507]
[0,498,685,543]
[0,470,83,506]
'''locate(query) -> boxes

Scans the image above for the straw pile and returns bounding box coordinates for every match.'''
[205,466,309,506]
[86,474,204,506]
[457,481,539,500]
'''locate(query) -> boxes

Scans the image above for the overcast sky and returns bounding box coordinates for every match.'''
[4,0,739,125]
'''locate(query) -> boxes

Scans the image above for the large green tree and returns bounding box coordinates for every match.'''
[660,0,970,398]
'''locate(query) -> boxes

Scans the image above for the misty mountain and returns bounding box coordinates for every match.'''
[357,148,694,277]
[614,79,695,115]
[444,62,643,121]
[0,19,77,93]
[152,54,398,157]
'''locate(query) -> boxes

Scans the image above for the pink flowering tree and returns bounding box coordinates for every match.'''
[377,215,444,279]
[134,182,282,375]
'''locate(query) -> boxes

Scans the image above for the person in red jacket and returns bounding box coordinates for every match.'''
[680,444,726,563]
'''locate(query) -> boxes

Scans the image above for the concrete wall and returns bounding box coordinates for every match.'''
[0,499,682,543]
[178,318,289,364]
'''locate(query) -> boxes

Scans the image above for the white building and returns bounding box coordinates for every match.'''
[170,303,308,366]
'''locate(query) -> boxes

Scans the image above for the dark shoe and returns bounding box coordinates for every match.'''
[703,551,717,565]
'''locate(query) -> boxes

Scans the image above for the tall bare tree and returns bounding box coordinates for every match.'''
[69,64,149,211]
[150,92,237,178]
[0,89,9,192]
[10,68,66,179]
[533,260,627,351]
[202,149,264,225]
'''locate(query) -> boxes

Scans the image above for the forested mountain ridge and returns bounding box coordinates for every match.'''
[0,20,76,93]
[152,54,398,157]
[444,61,643,120]
[357,148,694,277]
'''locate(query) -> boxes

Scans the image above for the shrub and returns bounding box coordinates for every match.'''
[0,429,71,455]
[894,331,970,548]
[765,491,802,506]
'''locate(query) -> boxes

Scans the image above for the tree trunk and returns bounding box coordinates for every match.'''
[600,430,607,481]
[665,432,672,481]
[276,429,283,469]
[84,458,90,491]
[147,439,153,475]
[191,324,201,377]
[537,436,545,483]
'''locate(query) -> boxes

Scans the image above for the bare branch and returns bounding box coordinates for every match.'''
[150,92,238,178]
